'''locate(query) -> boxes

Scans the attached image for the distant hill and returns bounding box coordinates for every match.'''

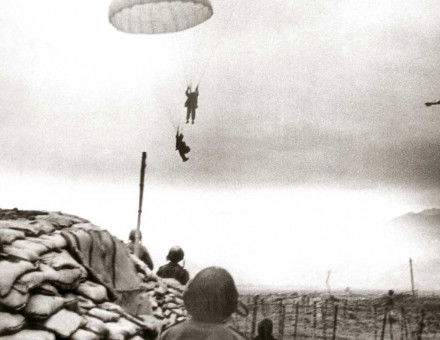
[387,208,440,242]
[382,208,440,290]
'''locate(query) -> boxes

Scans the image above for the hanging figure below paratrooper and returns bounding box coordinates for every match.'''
[175,127,190,162]
[185,85,199,124]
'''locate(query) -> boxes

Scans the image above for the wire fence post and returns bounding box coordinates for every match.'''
[278,299,285,340]
[322,299,327,340]
[313,300,317,339]
[373,305,378,340]
[251,295,259,339]
[332,304,338,340]
[416,309,425,340]
[304,298,308,333]
[401,307,408,340]
[381,309,388,340]
[293,302,299,339]
[389,309,394,340]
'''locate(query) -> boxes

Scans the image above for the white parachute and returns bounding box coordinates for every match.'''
[109,0,214,34]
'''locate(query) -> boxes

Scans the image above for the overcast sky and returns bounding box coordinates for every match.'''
[1,0,440,288]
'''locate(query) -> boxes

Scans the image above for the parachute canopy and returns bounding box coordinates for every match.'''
[109,0,214,34]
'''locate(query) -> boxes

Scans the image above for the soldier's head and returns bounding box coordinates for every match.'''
[129,229,142,243]
[183,266,238,323]
[166,246,184,263]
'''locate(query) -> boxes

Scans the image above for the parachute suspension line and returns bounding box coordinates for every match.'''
[187,12,210,86]
[168,5,191,87]
[183,10,202,87]
[177,38,191,87]
[195,3,240,86]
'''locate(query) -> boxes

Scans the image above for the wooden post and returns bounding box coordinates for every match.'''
[416,309,425,340]
[332,305,338,340]
[373,306,378,340]
[278,299,285,340]
[293,302,299,339]
[399,308,404,340]
[389,310,394,340]
[409,258,416,297]
[250,295,259,339]
[313,301,317,339]
[304,299,308,331]
[134,151,147,258]
[401,307,408,340]
[380,309,388,340]
[322,300,327,340]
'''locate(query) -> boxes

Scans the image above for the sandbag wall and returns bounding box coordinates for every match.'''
[129,256,188,326]
[0,209,186,340]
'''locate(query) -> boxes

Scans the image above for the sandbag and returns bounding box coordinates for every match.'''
[70,329,100,340]
[0,229,25,244]
[24,294,66,319]
[0,260,36,297]
[44,309,84,338]
[32,283,59,296]
[0,220,40,237]
[27,234,67,251]
[71,223,100,231]
[1,246,40,262]
[141,281,157,291]
[88,308,120,322]
[39,264,86,291]
[41,250,82,270]
[115,317,140,337]
[0,312,25,336]
[27,220,55,235]
[99,302,124,314]
[105,321,130,340]
[17,270,50,291]
[10,240,48,257]
[0,287,29,310]
[36,213,85,229]
[83,316,108,337]
[76,281,108,303]
[0,330,55,340]
[55,268,86,290]
[64,293,95,310]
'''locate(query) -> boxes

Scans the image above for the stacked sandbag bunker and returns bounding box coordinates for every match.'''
[0,209,187,340]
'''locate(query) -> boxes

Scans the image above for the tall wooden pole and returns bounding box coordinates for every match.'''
[409,258,415,297]
[134,152,147,258]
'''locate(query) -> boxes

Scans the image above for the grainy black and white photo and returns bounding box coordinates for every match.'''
[1,0,440,339]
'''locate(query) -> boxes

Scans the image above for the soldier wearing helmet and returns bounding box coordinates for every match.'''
[160,266,246,340]
[127,229,154,270]
[157,246,189,285]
